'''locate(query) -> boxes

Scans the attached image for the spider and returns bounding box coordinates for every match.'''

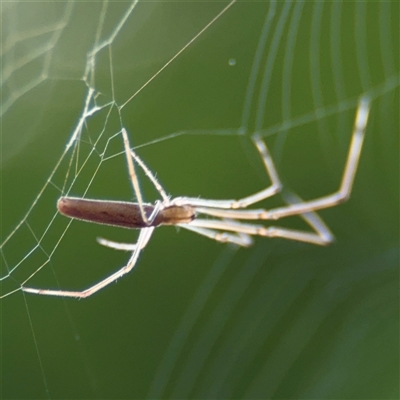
[22,97,370,298]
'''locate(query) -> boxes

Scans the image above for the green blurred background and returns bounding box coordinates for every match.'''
[1,1,399,399]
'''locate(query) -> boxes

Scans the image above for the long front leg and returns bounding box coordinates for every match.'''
[260,96,370,220]
[184,96,370,222]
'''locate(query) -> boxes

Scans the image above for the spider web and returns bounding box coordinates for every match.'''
[1,1,399,399]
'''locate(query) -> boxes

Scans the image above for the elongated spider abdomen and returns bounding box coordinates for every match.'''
[57,197,195,229]
[58,197,158,229]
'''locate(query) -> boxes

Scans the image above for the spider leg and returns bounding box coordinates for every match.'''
[122,129,149,224]
[282,190,334,243]
[180,223,253,247]
[187,218,331,246]
[259,96,370,220]
[97,225,155,251]
[22,228,154,298]
[193,190,334,245]
[97,239,140,251]
[123,128,170,223]
[171,129,282,210]
[124,131,170,203]
[177,96,370,221]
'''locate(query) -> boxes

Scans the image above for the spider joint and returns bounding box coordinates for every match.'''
[231,200,244,209]
[259,211,272,219]
[215,233,229,243]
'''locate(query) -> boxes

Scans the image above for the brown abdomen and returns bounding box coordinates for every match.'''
[57,197,159,229]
